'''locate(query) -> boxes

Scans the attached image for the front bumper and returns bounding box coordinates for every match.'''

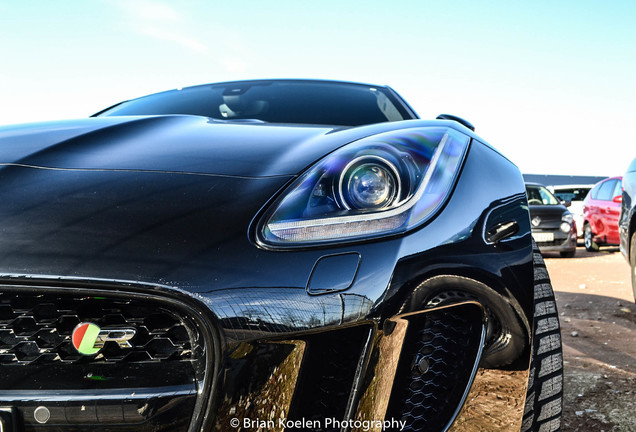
[533,228,577,253]
[0,273,527,432]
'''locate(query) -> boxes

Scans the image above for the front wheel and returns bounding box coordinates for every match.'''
[522,243,564,432]
[584,223,599,252]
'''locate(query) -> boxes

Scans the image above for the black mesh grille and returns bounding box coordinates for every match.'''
[0,286,213,432]
[0,291,199,365]
[287,325,370,431]
[386,305,483,431]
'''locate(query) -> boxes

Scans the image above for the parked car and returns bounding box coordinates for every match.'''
[549,184,593,238]
[619,158,636,301]
[583,176,623,251]
[526,183,577,257]
[0,80,562,432]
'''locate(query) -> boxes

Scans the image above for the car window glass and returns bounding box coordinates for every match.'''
[577,188,592,201]
[526,186,559,205]
[596,180,616,201]
[538,187,559,205]
[612,180,622,199]
[553,191,574,202]
[590,185,599,199]
[553,188,590,202]
[98,81,413,126]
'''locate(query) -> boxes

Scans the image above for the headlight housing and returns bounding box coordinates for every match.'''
[561,211,573,233]
[257,127,470,247]
[561,212,573,224]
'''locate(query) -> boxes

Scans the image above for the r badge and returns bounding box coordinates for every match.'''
[531,216,541,227]
[72,322,136,356]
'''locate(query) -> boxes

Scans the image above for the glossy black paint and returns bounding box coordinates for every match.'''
[620,158,636,256]
[619,157,636,300]
[307,252,361,294]
[1,116,337,177]
[0,80,535,431]
[436,114,475,131]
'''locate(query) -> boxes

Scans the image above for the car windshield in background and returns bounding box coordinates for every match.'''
[552,187,590,202]
[97,80,414,126]
[526,185,560,205]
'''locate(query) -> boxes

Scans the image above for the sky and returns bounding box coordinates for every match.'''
[1,0,635,176]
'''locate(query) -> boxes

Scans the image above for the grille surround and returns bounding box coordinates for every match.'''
[0,279,220,432]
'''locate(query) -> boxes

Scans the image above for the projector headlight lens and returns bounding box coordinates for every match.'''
[340,156,400,210]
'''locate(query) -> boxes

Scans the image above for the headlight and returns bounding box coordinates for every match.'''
[560,211,573,233]
[339,156,400,210]
[258,127,470,246]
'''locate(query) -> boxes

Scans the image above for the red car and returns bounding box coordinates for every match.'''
[583,176,623,251]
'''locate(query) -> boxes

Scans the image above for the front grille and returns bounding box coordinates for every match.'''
[0,292,198,365]
[386,304,483,431]
[0,285,213,432]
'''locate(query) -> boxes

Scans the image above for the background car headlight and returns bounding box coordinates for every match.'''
[258,127,470,246]
[561,211,573,233]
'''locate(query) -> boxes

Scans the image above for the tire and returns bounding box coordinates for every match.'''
[584,223,599,252]
[521,242,564,432]
[630,232,636,303]
[559,250,576,258]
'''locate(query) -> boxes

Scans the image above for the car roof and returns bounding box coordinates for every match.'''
[550,184,594,189]
[592,176,623,186]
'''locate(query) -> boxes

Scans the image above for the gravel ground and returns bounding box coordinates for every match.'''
[542,246,635,432]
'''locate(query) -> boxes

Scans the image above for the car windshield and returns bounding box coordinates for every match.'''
[96,80,414,126]
[552,187,591,202]
[526,185,560,205]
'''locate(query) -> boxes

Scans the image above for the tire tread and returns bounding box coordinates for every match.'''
[522,242,563,432]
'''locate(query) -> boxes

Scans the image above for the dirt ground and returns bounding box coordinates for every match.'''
[542,246,635,432]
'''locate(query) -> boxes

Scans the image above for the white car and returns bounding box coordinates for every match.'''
[548,184,594,238]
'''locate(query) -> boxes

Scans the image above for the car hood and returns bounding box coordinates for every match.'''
[0,115,388,177]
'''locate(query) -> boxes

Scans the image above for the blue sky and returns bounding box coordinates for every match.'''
[1,0,634,176]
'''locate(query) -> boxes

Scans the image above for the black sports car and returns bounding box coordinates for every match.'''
[0,80,562,432]
[619,157,636,301]
[525,183,577,258]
